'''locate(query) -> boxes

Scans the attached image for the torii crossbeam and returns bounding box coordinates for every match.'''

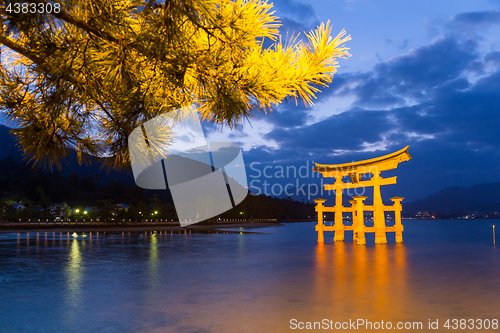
[313,146,411,244]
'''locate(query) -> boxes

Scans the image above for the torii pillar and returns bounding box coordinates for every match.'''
[333,176,345,241]
[390,197,404,243]
[349,199,357,242]
[372,170,387,244]
[353,196,367,245]
[314,199,327,243]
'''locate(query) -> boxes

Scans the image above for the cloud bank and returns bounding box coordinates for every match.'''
[241,8,500,201]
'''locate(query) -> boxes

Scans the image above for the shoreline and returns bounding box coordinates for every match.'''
[0,221,283,234]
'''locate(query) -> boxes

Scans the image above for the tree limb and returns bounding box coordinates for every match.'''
[51,7,119,43]
[28,0,119,43]
[0,32,117,123]
[0,33,45,67]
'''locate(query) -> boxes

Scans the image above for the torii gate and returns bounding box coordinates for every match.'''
[313,146,411,244]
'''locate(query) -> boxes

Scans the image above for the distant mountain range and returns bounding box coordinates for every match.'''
[0,124,135,186]
[404,183,500,214]
[276,182,500,214]
[0,125,22,161]
[3,124,500,214]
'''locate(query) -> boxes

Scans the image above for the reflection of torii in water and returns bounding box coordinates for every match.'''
[313,146,412,244]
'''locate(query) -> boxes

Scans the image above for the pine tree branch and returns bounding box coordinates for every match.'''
[0,32,117,123]
[51,7,119,43]
[28,0,119,43]
[0,0,351,171]
[0,33,45,67]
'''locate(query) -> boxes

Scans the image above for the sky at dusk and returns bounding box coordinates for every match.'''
[2,0,500,203]
[204,0,500,201]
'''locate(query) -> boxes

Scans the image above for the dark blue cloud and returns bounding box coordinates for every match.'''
[259,35,484,151]
[227,128,249,140]
[485,51,500,66]
[277,17,314,36]
[450,10,500,26]
[308,36,479,110]
[201,121,220,135]
[399,39,410,50]
[467,60,484,73]
[373,37,478,92]
[271,0,320,41]
[257,103,311,129]
[271,0,317,25]
[242,17,500,201]
[445,9,500,37]
[264,108,393,151]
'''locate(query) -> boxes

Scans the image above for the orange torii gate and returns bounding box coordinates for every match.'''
[313,146,411,244]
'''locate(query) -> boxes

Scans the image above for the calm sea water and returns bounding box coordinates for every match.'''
[0,220,499,333]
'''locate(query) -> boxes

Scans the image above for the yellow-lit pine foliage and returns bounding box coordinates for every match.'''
[0,0,350,170]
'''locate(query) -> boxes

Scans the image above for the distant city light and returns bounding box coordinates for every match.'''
[83,211,87,214]
[75,209,80,213]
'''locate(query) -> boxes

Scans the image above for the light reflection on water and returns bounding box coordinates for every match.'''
[308,242,410,328]
[66,239,83,305]
[0,221,499,333]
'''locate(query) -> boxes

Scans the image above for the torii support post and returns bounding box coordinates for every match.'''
[372,170,387,244]
[349,200,357,242]
[333,176,345,241]
[353,196,367,245]
[314,199,327,243]
[390,197,404,243]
